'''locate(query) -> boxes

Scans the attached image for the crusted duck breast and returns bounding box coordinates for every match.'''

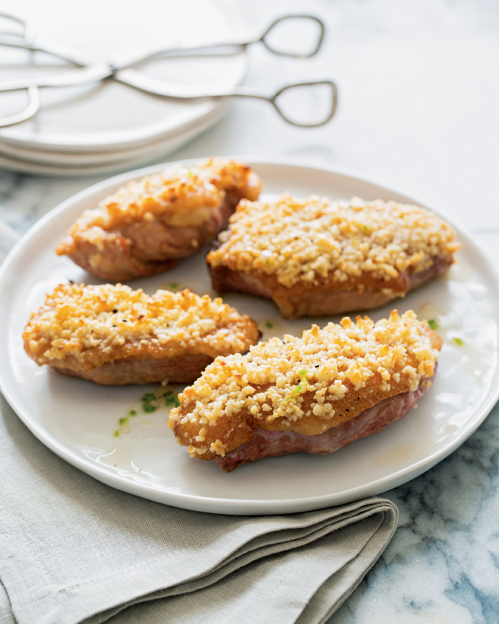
[207,194,460,319]
[23,283,260,385]
[56,158,262,282]
[169,310,442,471]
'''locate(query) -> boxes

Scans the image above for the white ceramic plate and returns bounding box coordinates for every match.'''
[1,160,498,515]
[0,102,229,169]
[0,0,245,152]
[0,104,229,177]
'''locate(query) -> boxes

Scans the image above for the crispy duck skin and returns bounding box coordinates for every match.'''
[169,310,442,470]
[23,283,260,386]
[56,158,262,282]
[206,195,460,319]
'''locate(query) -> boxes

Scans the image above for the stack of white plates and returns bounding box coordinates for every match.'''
[0,0,246,176]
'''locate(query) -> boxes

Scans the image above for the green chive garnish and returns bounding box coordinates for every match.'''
[113,430,120,437]
[428,320,438,330]
[129,409,137,416]
[265,322,273,329]
[142,392,158,413]
[453,337,464,346]
[165,393,181,408]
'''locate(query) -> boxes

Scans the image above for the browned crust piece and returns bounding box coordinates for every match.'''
[169,311,442,462]
[56,159,262,282]
[23,284,260,386]
[209,254,453,319]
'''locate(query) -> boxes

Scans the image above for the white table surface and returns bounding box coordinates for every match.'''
[1,0,499,621]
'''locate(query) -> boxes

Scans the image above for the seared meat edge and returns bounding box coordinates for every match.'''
[208,256,453,318]
[215,369,436,472]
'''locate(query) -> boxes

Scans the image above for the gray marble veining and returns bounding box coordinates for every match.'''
[1,0,498,621]
[0,171,104,232]
[334,402,499,623]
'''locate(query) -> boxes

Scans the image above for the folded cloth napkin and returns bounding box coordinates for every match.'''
[0,220,398,624]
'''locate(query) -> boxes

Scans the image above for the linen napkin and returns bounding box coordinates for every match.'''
[0,220,398,624]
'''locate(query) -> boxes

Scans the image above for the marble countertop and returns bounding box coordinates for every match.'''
[1,0,499,621]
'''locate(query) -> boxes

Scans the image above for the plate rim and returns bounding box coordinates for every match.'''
[0,105,230,177]
[1,157,498,515]
[0,101,230,166]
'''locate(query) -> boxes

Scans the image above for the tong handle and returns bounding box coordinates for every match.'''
[117,71,338,128]
[118,14,325,67]
[259,15,325,58]
[0,12,41,127]
[0,12,332,128]
[0,63,112,92]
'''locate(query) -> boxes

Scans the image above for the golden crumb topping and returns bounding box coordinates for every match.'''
[207,195,460,287]
[56,158,262,254]
[23,284,259,371]
[169,310,441,458]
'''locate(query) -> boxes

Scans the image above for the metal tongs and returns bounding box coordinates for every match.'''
[0,12,338,128]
